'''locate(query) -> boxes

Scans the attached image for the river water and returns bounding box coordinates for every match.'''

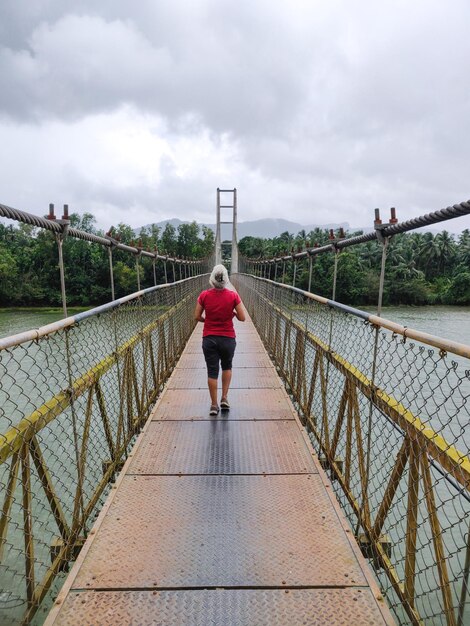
[2,304,470,343]
[364,304,470,345]
[0,308,79,340]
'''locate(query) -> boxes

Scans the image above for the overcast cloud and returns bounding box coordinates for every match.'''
[1,0,469,233]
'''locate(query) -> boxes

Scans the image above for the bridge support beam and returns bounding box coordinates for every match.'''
[356,533,392,568]
[231,188,238,274]
[319,456,344,477]
[215,187,238,274]
[215,189,222,266]
[50,537,86,572]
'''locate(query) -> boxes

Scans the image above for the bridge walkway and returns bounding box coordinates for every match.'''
[45,316,394,625]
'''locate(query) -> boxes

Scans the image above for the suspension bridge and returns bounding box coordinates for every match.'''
[0,193,469,625]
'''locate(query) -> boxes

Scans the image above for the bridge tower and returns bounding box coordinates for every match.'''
[215,188,238,274]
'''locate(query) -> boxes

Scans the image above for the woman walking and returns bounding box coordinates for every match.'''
[194,264,246,415]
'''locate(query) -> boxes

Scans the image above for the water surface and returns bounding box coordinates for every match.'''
[0,308,85,340]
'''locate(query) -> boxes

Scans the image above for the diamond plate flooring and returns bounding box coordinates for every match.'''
[72,474,368,589]
[52,589,390,626]
[128,421,318,475]
[46,317,395,626]
[155,389,296,421]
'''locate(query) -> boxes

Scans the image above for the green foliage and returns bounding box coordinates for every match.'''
[114,261,138,297]
[201,226,215,258]
[442,268,470,305]
[2,212,469,308]
[177,222,199,257]
[160,223,177,255]
[335,251,369,304]
[239,227,470,306]
[0,214,213,307]
[387,277,432,306]
[0,243,19,304]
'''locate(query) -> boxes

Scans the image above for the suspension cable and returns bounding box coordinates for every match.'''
[243,199,470,266]
[0,202,203,266]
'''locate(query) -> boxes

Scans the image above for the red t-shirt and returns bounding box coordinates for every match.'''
[198,288,241,337]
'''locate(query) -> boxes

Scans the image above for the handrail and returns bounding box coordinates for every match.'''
[0,275,207,624]
[233,273,470,626]
[0,275,208,351]
[239,275,470,359]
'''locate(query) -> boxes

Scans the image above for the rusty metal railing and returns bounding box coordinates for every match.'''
[0,274,208,625]
[233,274,470,626]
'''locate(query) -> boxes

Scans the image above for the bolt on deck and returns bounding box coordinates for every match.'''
[45,317,395,625]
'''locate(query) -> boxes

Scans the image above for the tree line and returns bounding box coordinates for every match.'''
[238,228,470,306]
[1,213,469,308]
[0,214,214,307]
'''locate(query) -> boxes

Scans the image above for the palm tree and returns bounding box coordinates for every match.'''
[418,233,441,278]
[358,241,381,269]
[457,229,470,265]
[386,236,407,268]
[435,231,456,273]
[307,227,329,246]
[392,259,423,281]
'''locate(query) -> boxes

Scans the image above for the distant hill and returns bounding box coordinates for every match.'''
[136,217,368,239]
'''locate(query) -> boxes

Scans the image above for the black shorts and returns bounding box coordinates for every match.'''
[202,335,236,379]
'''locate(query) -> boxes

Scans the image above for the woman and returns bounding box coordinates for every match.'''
[194,264,246,415]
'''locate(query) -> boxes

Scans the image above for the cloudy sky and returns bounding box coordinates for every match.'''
[1,0,470,233]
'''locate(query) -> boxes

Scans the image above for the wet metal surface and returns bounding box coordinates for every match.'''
[46,318,395,626]
[128,421,318,475]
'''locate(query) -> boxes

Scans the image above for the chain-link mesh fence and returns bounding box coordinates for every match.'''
[233,273,470,626]
[0,275,207,625]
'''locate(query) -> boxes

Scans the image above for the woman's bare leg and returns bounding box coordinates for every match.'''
[208,378,218,406]
[221,369,232,399]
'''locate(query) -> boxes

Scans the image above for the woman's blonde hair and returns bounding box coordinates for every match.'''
[209,264,230,289]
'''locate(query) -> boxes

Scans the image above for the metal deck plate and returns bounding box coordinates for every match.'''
[52,588,389,626]
[154,389,296,421]
[176,352,207,368]
[47,317,396,626]
[128,421,318,475]
[168,367,282,389]
[73,475,368,589]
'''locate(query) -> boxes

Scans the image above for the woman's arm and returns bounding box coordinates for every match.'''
[233,302,246,322]
[194,302,205,322]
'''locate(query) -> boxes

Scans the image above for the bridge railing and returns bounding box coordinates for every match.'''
[233,273,470,626]
[0,274,208,625]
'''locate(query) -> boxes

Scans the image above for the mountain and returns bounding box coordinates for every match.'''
[137,217,356,239]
